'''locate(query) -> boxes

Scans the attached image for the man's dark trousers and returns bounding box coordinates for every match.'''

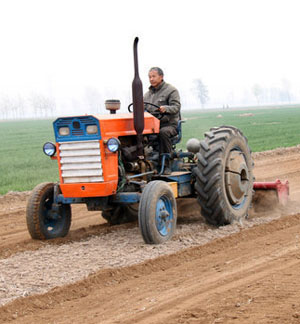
[159,125,177,155]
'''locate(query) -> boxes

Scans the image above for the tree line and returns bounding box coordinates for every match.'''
[0,86,103,120]
[0,79,297,119]
[0,93,56,119]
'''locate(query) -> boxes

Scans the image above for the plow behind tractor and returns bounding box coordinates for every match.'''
[254,179,289,205]
[253,179,289,213]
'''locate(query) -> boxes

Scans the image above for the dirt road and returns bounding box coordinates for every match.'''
[1,146,300,323]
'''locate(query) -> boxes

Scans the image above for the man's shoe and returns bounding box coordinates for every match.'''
[163,167,172,175]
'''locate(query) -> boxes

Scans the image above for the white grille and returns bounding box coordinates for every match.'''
[59,140,104,184]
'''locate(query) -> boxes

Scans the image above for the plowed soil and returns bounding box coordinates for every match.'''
[1,146,300,323]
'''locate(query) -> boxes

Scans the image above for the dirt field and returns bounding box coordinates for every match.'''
[1,146,300,323]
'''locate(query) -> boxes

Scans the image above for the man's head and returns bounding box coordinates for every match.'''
[148,67,164,88]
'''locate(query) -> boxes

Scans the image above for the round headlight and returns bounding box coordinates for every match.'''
[43,142,56,157]
[59,127,70,136]
[107,137,120,153]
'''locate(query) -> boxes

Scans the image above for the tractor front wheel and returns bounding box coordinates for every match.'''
[194,126,254,226]
[138,180,177,244]
[26,182,71,240]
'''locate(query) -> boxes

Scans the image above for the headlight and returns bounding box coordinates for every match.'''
[59,127,70,136]
[86,125,98,134]
[43,142,56,157]
[107,137,120,153]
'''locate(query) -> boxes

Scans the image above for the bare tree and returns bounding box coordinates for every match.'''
[30,93,56,118]
[0,95,26,119]
[15,95,26,118]
[193,79,209,108]
[0,96,11,119]
[252,84,263,105]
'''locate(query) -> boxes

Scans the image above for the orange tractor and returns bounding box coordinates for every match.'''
[26,38,289,244]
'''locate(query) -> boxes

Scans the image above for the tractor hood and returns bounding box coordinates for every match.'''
[53,112,159,143]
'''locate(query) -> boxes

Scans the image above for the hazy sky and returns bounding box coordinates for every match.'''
[0,0,299,111]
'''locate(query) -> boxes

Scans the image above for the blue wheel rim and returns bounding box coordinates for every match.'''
[155,195,174,236]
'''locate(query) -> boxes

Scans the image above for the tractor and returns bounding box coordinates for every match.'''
[26,38,288,244]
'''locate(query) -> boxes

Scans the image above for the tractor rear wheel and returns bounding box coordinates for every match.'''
[26,182,71,239]
[194,126,254,226]
[138,180,177,244]
[101,204,138,225]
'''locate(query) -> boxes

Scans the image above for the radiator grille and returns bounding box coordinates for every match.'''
[59,140,104,184]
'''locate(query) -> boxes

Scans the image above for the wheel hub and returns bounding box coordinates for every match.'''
[225,150,250,205]
[156,197,173,236]
[160,209,170,219]
[46,203,60,220]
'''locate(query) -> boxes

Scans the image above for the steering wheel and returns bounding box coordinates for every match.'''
[128,102,163,119]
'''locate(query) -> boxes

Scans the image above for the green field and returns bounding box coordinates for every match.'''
[1,105,300,195]
[180,105,300,151]
[0,120,58,195]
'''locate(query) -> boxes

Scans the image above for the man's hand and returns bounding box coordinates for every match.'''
[159,106,166,113]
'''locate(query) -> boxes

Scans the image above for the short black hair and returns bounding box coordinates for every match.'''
[149,67,164,76]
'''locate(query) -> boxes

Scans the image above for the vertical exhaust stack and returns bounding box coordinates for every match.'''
[132,37,144,158]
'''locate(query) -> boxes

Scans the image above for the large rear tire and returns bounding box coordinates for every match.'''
[26,182,71,240]
[194,126,254,225]
[138,181,177,244]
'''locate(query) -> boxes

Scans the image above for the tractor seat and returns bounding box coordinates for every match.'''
[171,120,185,146]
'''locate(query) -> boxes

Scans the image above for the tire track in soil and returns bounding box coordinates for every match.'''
[0,201,298,308]
[0,204,114,259]
[1,213,300,324]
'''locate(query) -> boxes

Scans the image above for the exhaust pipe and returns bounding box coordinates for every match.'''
[132,37,144,158]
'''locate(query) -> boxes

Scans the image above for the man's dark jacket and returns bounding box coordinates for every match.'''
[143,81,181,128]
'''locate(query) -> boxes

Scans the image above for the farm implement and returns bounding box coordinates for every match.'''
[253,179,289,205]
[26,38,289,244]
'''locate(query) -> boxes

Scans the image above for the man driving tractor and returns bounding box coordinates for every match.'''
[144,67,181,174]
